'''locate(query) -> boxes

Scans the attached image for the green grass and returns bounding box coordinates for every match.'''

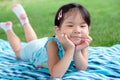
[0,0,120,46]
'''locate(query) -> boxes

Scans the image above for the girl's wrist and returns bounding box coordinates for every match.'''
[75,47,83,54]
[64,44,75,51]
[66,48,75,54]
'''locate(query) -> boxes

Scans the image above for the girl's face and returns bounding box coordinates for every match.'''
[55,10,90,45]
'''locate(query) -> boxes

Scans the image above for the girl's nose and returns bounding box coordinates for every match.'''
[73,26,81,34]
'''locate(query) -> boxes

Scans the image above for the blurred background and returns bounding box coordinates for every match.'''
[0,0,120,46]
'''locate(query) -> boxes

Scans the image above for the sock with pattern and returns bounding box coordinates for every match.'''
[12,4,29,25]
[0,21,12,31]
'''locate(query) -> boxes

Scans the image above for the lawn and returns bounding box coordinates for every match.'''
[0,0,120,46]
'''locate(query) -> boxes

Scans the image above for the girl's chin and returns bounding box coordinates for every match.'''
[74,42,80,46]
[72,40,81,45]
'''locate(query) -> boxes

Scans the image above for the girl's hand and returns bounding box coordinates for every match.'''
[75,35,92,53]
[58,33,75,51]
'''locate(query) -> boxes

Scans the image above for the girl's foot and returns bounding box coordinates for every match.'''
[12,4,29,25]
[0,21,12,31]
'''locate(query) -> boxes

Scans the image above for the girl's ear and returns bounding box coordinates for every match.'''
[54,26,60,34]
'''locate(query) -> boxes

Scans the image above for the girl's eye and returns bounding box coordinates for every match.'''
[67,25,73,27]
[81,25,86,27]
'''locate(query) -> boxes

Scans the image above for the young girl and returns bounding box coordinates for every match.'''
[0,3,92,78]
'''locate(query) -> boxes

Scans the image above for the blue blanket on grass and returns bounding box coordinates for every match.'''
[0,39,120,80]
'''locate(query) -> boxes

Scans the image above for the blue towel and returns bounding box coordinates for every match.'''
[0,39,120,80]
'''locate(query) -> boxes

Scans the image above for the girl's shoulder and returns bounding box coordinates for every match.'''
[47,36,59,47]
[48,36,64,51]
[47,36,65,59]
[47,39,58,49]
[46,36,63,49]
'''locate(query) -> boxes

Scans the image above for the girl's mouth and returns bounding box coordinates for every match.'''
[70,36,82,42]
[71,36,82,39]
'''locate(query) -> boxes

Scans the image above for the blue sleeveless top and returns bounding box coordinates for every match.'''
[20,36,76,71]
[20,36,64,67]
[34,36,65,68]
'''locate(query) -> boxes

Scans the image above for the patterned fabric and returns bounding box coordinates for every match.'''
[0,39,120,80]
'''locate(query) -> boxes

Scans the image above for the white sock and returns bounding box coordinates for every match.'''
[12,4,29,26]
[0,21,12,31]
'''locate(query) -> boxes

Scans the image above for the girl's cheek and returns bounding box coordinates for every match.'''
[65,32,71,38]
[61,29,71,38]
[62,30,69,35]
[82,29,89,35]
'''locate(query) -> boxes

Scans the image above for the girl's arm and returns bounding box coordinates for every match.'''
[73,48,88,70]
[47,40,75,78]
[74,35,92,70]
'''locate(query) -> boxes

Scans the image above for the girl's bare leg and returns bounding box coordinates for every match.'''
[0,21,21,59]
[23,23,37,42]
[12,4,37,42]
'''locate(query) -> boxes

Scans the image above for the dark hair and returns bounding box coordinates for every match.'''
[54,3,90,27]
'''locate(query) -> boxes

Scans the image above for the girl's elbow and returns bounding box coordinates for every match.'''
[77,64,88,71]
[82,64,88,70]
[50,71,64,78]
[51,74,63,78]
[83,65,88,70]
[82,62,88,70]
[49,67,64,78]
